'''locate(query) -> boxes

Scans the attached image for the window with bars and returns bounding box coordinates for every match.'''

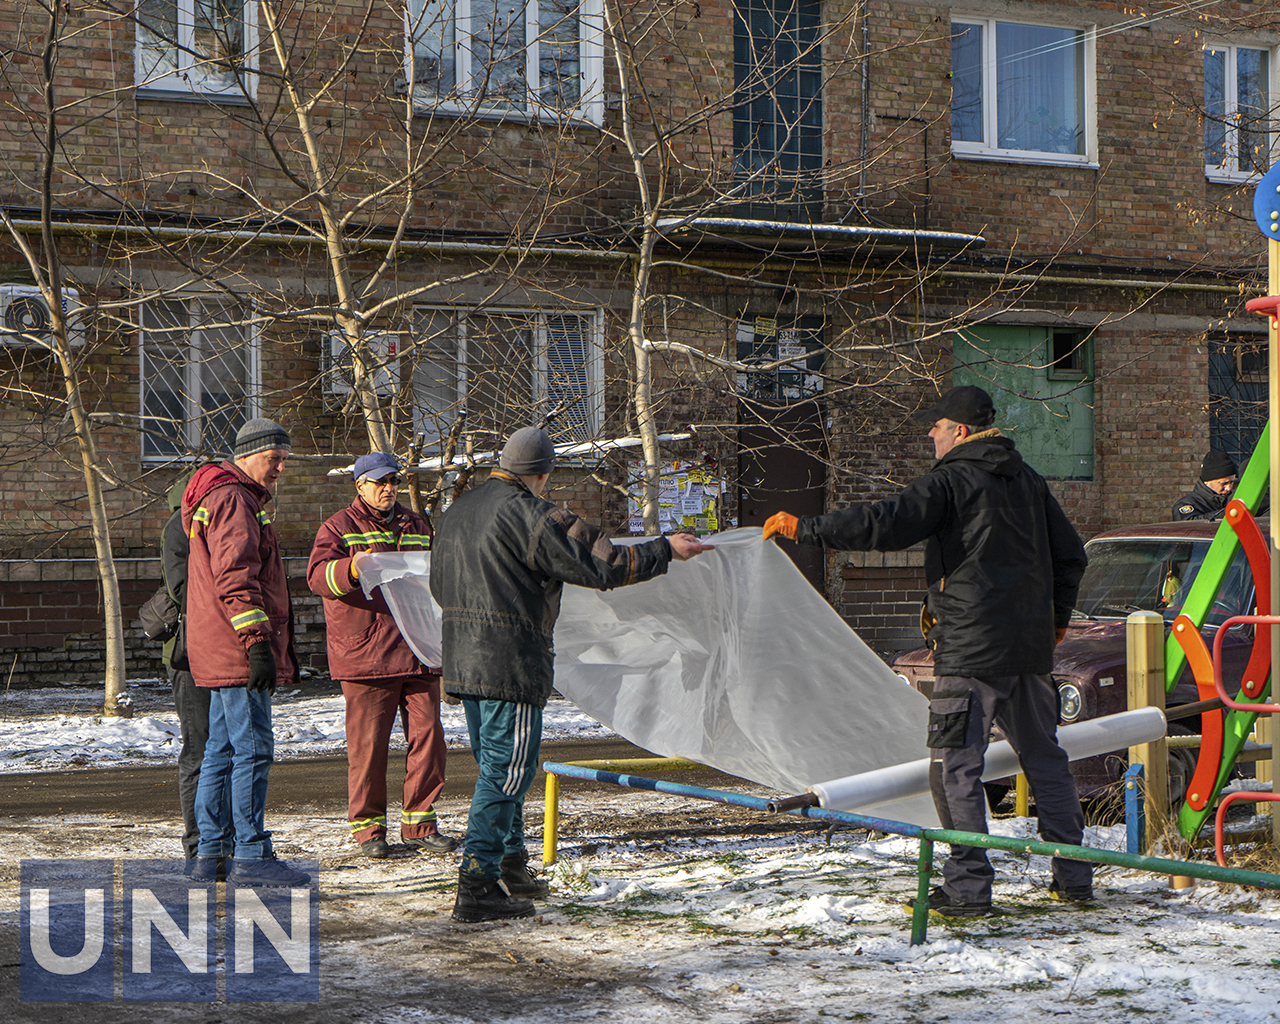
[1209,333,1267,467]
[136,0,257,98]
[732,0,823,221]
[1204,44,1273,181]
[406,0,603,123]
[409,308,601,448]
[139,299,258,460]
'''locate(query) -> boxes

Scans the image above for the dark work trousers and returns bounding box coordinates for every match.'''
[929,673,1092,904]
[169,665,212,859]
[342,675,448,845]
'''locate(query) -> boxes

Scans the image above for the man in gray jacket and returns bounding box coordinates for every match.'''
[765,385,1091,916]
[431,426,712,922]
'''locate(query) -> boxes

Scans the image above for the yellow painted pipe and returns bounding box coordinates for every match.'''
[541,757,703,865]
[1015,773,1030,817]
[543,773,560,867]
[563,757,703,772]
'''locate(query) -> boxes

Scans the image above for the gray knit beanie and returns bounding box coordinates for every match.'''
[499,426,555,476]
[234,418,291,459]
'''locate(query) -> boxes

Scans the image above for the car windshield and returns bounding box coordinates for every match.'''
[1075,537,1255,626]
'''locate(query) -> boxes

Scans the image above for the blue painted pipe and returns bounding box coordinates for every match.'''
[544,761,928,837]
[543,761,1280,891]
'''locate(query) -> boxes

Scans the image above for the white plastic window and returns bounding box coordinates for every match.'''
[1205,45,1274,182]
[136,0,257,99]
[140,299,259,460]
[410,308,601,446]
[406,0,603,123]
[950,17,1096,166]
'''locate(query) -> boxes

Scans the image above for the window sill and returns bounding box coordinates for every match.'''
[410,101,602,129]
[1205,171,1264,185]
[142,454,214,466]
[951,149,1098,170]
[135,87,256,107]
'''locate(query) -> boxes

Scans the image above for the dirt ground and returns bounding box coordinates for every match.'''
[0,742,847,1023]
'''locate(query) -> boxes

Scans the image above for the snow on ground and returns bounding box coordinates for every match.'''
[5,793,1280,1023]
[5,683,1280,1021]
[0,681,611,772]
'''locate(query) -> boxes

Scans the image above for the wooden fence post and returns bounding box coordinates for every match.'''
[1127,610,1168,843]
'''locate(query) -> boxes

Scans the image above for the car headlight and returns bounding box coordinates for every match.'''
[1058,681,1083,723]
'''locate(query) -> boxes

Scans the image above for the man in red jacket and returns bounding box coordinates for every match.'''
[183,418,309,887]
[308,452,457,859]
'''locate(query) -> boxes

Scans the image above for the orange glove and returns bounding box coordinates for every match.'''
[1055,627,1067,645]
[349,548,374,582]
[762,511,799,542]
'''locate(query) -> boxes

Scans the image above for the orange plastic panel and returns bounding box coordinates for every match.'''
[1169,614,1224,812]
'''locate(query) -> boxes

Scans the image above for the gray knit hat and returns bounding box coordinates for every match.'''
[234,418,291,459]
[499,426,555,476]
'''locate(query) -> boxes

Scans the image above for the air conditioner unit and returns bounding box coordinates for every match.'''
[0,285,85,349]
[325,330,399,397]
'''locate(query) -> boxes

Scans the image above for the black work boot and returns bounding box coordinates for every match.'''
[501,850,551,899]
[452,870,536,923]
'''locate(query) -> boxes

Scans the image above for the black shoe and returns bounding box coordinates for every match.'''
[1048,881,1095,904]
[452,870,536,923]
[404,832,459,854]
[228,856,311,888]
[188,857,226,883]
[360,837,391,860]
[908,886,992,918]
[501,851,550,899]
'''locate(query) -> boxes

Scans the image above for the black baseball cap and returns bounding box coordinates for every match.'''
[910,385,996,428]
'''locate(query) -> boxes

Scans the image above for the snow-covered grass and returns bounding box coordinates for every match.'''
[0,683,611,772]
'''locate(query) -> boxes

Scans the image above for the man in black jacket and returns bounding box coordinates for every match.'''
[431,426,712,923]
[1173,450,1237,521]
[764,385,1092,916]
[159,469,215,865]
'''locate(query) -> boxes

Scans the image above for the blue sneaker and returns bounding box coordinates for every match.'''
[228,856,311,887]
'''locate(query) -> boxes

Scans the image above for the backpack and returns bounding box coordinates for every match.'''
[143,461,208,665]
[138,584,181,642]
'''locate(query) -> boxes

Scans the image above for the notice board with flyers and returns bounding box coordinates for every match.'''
[627,460,724,535]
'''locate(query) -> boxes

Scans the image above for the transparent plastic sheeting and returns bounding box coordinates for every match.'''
[354,551,444,668]
[810,707,1168,814]
[358,529,939,826]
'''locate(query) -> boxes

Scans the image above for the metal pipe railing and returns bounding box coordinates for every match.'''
[1213,614,1280,712]
[1215,791,1280,866]
[544,762,1280,945]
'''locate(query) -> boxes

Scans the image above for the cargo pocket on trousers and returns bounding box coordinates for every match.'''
[926,693,971,749]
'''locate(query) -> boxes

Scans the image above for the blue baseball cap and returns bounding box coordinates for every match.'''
[353,452,400,482]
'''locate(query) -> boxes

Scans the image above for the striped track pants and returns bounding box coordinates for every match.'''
[459,698,544,879]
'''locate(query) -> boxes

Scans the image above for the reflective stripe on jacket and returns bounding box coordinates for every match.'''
[181,461,299,689]
[306,497,434,681]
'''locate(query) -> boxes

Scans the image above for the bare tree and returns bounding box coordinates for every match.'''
[0,1,129,714]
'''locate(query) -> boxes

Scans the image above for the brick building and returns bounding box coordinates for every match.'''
[0,0,1275,685]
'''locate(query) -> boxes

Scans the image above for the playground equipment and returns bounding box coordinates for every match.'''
[1165,159,1280,843]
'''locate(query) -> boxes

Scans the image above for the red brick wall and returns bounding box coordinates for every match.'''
[838,552,928,658]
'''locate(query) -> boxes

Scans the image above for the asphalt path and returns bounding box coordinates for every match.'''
[0,738,747,820]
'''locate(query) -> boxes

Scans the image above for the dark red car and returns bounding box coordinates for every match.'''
[890,519,1259,801]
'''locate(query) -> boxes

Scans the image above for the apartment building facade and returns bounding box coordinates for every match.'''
[0,0,1274,682]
